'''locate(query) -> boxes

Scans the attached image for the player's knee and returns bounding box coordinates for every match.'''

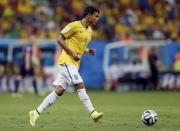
[75,82,85,90]
[55,86,65,96]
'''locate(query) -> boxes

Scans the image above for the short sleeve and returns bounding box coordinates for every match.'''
[60,23,76,38]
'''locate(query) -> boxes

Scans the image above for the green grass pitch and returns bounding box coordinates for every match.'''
[0,91,180,131]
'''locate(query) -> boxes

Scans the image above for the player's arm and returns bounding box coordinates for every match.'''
[84,48,96,55]
[57,23,80,61]
[56,34,80,61]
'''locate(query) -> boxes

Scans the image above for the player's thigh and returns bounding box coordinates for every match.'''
[65,64,83,85]
[52,65,70,90]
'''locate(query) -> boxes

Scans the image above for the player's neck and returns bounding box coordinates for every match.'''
[81,19,90,29]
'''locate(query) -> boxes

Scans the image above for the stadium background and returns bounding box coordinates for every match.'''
[1,0,180,90]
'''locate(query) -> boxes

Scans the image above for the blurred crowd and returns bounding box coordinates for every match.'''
[0,0,180,41]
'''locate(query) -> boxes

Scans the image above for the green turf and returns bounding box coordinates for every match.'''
[0,91,180,131]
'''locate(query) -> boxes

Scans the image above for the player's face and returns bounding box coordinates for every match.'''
[89,12,100,25]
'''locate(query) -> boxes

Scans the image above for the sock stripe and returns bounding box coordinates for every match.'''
[77,88,85,92]
[90,110,95,114]
[36,109,40,115]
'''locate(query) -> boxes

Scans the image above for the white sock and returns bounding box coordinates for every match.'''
[77,89,95,113]
[36,91,59,113]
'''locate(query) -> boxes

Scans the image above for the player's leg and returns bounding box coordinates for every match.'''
[12,75,21,97]
[12,65,22,97]
[74,82,103,122]
[29,65,68,126]
[74,82,94,113]
[65,64,103,122]
[14,77,20,93]
[36,86,65,113]
[29,85,65,126]
[6,76,11,92]
[32,76,38,95]
[29,67,39,95]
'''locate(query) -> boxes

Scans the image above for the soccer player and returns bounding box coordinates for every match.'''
[13,38,39,97]
[29,6,103,126]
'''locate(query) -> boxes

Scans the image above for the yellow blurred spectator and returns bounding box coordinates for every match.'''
[72,0,84,10]
[157,17,165,26]
[115,23,128,34]
[0,0,8,6]
[17,0,32,15]
[3,5,14,17]
[0,0,180,41]
[1,17,11,31]
[48,29,58,39]
[143,14,155,26]
[119,0,131,5]
[19,29,28,39]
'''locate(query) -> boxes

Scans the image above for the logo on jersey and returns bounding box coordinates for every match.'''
[88,31,92,37]
[61,25,71,33]
[73,75,79,80]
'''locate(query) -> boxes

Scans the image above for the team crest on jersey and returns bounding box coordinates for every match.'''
[74,75,79,80]
[88,31,92,36]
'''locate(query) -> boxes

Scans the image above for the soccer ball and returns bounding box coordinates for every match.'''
[141,110,158,126]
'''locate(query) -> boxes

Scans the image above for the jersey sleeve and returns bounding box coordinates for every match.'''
[60,22,76,38]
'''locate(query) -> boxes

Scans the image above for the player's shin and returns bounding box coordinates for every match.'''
[77,88,95,113]
[36,91,60,113]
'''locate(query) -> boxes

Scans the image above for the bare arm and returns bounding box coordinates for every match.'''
[57,34,80,61]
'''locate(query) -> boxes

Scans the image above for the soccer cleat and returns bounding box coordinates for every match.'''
[91,111,103,122]
[29,110,40,126]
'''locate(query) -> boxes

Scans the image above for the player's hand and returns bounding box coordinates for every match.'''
[71,52,80,61]
[87,48,96,55]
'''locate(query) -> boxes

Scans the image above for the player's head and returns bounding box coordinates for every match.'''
[83,6,100,25]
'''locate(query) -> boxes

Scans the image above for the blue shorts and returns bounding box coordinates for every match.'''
[20,65,35,77]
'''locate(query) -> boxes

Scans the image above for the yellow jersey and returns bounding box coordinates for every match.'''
[58,21,92,68]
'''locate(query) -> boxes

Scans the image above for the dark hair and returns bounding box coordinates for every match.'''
[83,6,99,18]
